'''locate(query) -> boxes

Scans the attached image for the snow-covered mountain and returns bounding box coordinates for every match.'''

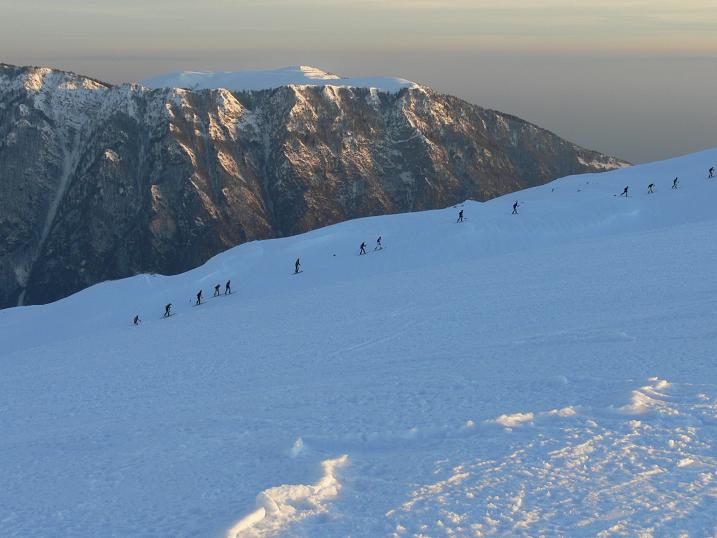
[1,148,716,536]
[140,65,419,92]
[0,63,627,309]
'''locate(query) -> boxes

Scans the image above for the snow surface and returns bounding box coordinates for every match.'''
[140,65,418,93]
[2,148,717,536]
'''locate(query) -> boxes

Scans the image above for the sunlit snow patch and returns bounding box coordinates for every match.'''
[388,379,717,537]
[489,412,535,428]
[226,455,348,537]
[140,65,418,93]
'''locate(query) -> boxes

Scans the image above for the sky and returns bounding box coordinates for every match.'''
[1,0,716,163]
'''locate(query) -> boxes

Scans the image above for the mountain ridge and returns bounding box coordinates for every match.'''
[139,65,419,93]
[0,63,628,308]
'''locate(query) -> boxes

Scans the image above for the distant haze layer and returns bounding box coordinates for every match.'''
[2,0,716,162]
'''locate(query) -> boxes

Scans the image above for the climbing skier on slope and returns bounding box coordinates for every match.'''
[457,210,464,223]
[620,186,629,197]
[295,258,301,274]
[672,177,679,189]
[196,290,202,306]
[710,167,715,178]
[225,280,231,295]
[133,315,141,326]
[375,236,382,250]
[164,303,172,318]
[359,242,366,255]
[213,284,220,297]
[648,183,655,194]
[512,201,519,214]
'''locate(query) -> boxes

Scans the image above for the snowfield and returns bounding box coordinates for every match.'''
[2,148,717,537]
[140,65,418,93]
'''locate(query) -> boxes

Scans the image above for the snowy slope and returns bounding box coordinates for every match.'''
[1,148,717,537]
[140,65,418,92]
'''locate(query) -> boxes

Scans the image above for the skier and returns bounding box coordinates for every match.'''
[457,210,464,223]
[225,280,231,295]
[512,201,519,214]
[359,242,366,255]
[620,186,629,197]
[710,167,715,178]
[196,290,202,306]
[375,236,382,250]
[295,258,301,274]
[164,303,172,318]
[648,183,655,194]
[213,284,220,297]
[133,315,141,326]
[672,177,679,189]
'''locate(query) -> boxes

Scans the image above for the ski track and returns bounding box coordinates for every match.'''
[1,147,717,536]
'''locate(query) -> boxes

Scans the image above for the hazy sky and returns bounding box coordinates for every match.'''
[2,0,716,163]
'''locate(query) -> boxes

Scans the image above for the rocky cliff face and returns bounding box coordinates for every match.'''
[0,64,627,308]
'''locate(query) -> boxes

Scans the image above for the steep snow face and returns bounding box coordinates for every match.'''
[1,148,716,536]
[140,65,419,93]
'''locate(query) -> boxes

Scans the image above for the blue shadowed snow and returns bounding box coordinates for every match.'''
[1,148,717,536]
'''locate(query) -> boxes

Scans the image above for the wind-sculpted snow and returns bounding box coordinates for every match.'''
[0,148,716,536]
[387,378,717,536]
[226,455,348,537]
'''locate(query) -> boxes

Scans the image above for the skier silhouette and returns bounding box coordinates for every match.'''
[213,284,220,297]
[710,167,715,178]
[375,236,382,250]
[133,315,141,326]
[512,201,519,214]
[457,210,464,223]
[672,177,679,189]
[225,280,231,295]
[164,303,172,318]
[359,242,366,255]
[196,290,202,305]
[295,258,301,274]
[620,186,629,197]
[648,183,655,194]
